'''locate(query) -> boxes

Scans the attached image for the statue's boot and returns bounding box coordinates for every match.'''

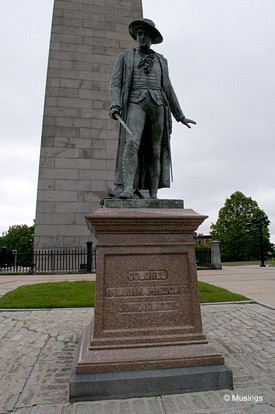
[108,184,124,198]
[118,188,135,199]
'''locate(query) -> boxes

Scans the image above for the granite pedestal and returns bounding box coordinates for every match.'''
[69,200,232,400]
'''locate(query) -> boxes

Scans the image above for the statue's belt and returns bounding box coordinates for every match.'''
[131,86,162,90]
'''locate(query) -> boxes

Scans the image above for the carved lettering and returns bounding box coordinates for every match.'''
[117,301,179,313]
[106,284,190,298]
[146,285,190,296]
[128,270,168,281]
[106,287,143,297]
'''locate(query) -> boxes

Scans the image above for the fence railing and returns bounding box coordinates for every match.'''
[195,247,212,269]
[0,249,34,273]
[34,249,96,274]
[1,245,213,274]
[0,244,96,274]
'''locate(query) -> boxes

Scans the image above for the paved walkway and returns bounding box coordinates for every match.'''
[0,304,274,413]
[198,265,275,308]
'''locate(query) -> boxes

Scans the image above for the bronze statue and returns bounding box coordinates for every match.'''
[109,18,196,199]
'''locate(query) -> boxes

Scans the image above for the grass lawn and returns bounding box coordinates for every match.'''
[0,281,96,309]
[198,281,249,303]
[0,280,251,309]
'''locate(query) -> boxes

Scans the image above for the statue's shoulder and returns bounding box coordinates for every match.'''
[152,50,167,63]
[154,50,164,58]
[115,48,135,62]
[119,48,135,57]
[125,48,136,58]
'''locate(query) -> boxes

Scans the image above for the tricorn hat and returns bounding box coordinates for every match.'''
[129,18,163,44]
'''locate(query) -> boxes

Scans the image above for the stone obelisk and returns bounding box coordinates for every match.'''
[34,0,143,250]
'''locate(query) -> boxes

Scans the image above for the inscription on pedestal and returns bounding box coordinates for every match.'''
[117,301,179,313]
[105,268,190,317]
[98,252,196,335]
[106,284,190,298]
[128,270,168,281]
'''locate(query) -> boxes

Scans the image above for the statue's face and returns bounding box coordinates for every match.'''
[137,29,152,50]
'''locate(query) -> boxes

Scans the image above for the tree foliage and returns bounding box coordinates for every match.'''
[210,191,271,262]
[0,225,34,266]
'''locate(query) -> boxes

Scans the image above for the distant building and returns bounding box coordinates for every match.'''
[195,233,211,245]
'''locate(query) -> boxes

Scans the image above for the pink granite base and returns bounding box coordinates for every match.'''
[74,206,227,375]
[76,321,224,374]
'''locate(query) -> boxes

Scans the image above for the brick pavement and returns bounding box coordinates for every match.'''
[0,304,274,413]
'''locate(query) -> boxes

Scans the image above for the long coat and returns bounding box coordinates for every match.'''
[109,48,185,190]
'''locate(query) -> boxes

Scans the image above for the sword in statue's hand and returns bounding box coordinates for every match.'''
[114,113,133,136]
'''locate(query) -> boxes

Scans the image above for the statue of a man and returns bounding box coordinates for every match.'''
[109,18,196,199]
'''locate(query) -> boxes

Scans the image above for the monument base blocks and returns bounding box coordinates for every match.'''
[69,200,233,400]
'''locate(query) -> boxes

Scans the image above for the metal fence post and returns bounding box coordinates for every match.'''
[12,250,18,270]
[86,241,93,272]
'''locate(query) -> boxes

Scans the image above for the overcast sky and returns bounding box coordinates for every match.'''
[1,0,275,243]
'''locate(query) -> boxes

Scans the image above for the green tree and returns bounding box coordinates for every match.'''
[210,191,271,262]
[0,225,34,266]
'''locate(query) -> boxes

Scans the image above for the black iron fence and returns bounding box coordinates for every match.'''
[34,249,96,274]
[1,245,211,274]
[0,243,96,274]
[195,247,212,269]
[0,248,33,273]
